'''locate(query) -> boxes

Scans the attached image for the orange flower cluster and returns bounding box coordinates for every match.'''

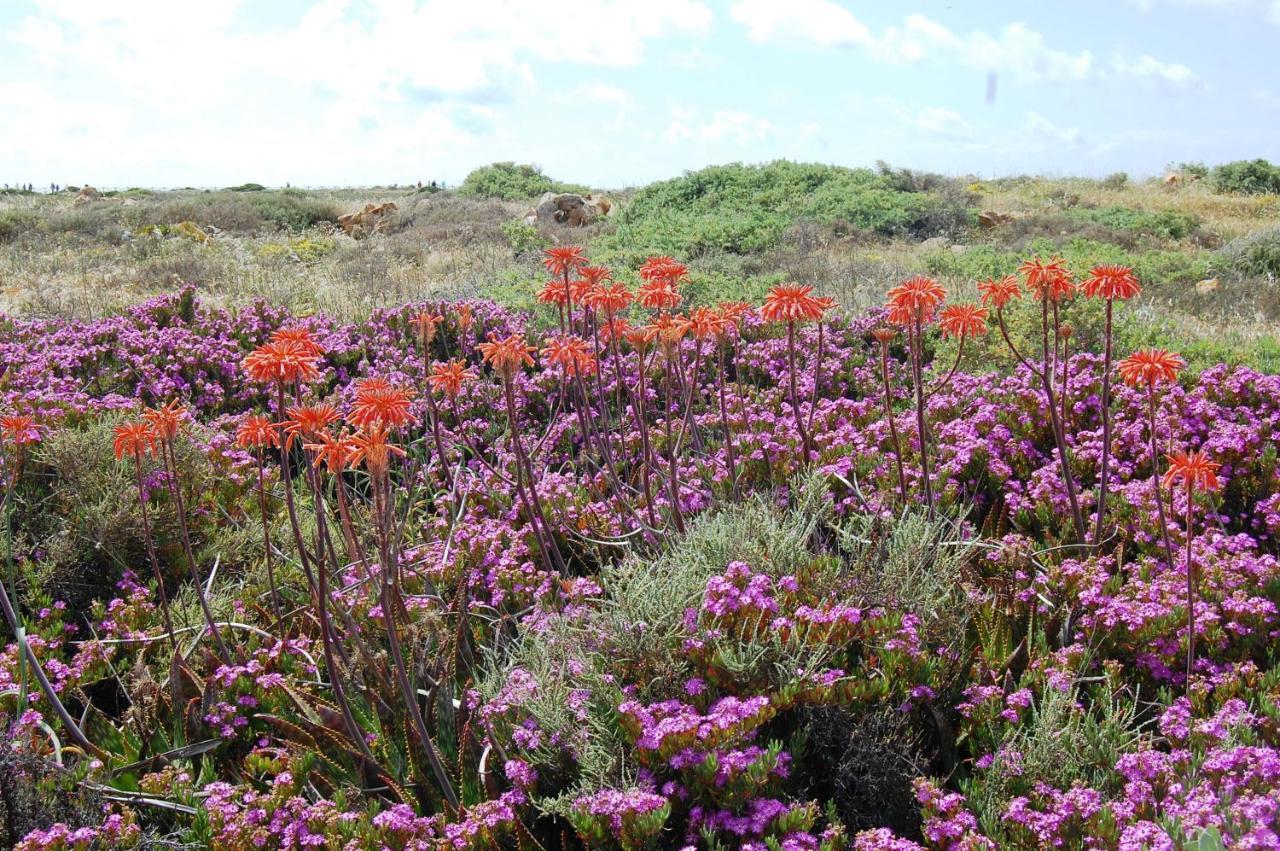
[938,304,989,339]
[1082,265,1141,301]
[543,245,588,278]
[637,278,682,311]
[1162,449,1221,492]
[143,401,188,442]
[584,281,634,315]
[280,403,339,449]
[761,284,834,324]
[885,276,946,325]
[541,335,597,376]
[243,340,322,386]
[1118,349,1185,388]
[428,360,476,398]
[977,275,1022,310]
[686,307,726,341]
[409,310,444,346]
[478,333,537,377]
[270,327,324,357]
[235,414,279,451]
[1,415,42,448]
[1019,256,1076,302]
[112,421,155,461]
[638,255,688,287]
[537,279,570,306]
[349,379,416,430]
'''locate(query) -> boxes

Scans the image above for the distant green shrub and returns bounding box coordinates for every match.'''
[500,218,547,256]
[246,193,341,231]
[224,182,267,192]
[600,161,973,260]
[1101,172,1129,189]
[1175,161,1210,180]
[1210,159,1280,195]
[1061,205,1200,241]
[0,208,40,242]
[458,162,587,200]
[1217,225,1280,278]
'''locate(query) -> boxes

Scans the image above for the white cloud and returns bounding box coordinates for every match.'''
[1112,54,1200,87]
[571,83,636,108]
[1126,0,1280,23]
[731,0,871,47]
[1,0,714,185]
[664,108,777,144]
[912,107,975,140]
[1025,112,1084,146]
[729,1,1201,86]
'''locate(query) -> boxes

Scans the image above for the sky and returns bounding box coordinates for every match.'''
[2,0,1279,189]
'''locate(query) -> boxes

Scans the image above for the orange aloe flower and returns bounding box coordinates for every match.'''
[235,414,279,451]
[886,276,946,320]
[429,360,476,398]
[638,255,688,287]
[348,425,405,476]
[1162,449,1221,493]
[1118,349,1185,388]
[644,312,691,348]
[409,310,444,345]
[938,304,989,339]
[717,301,752,332]
[637,279,682,311]
[586,282,634,315]
[1082,264,1141,301]
[143,401,188,442]
[305,430,359,473]
[280,403,339,449]
[1,415,42,448]
[761,284,833,324]
[537,280,569,306]
[687,307,727,341]
[270,326,325,358]
[456,304,474,333]
[871,326,898,347]
[1020,256,1076,302]
[542,335,597,376]
[543,245,587,277]
[348,384,416,431]
[478,333,537,378]
[243,340,322,386]
[599,316,633,345]
[112,421,155,461]
[978,275,1023,309]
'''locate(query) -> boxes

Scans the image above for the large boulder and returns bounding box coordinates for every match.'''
[526,193,612,227]
[72,186,101,207]
[338,202,398,239]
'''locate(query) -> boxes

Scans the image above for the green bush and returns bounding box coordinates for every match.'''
[600,161,973,260]
[1061,205,1200,241]
[1217,225,1280,278]
[457,162,587,200]
[500,217,547,257]
[246,193,341,231]
[0,208,40,242]
[224,182,268,192]
[1210,159,1280,195]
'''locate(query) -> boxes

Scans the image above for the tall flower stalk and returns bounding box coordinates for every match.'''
[479,332,566,573]
[235,415,282,618]
[760,284,832,465]
[1082,265,1142,548]
[144,401,232,663]
[885,277,947,516]
[872,327,909,506]
[1162,448,1221,691]
[981,262,1088,546]
[113,421,176,647]
[1118,349,1185,573]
